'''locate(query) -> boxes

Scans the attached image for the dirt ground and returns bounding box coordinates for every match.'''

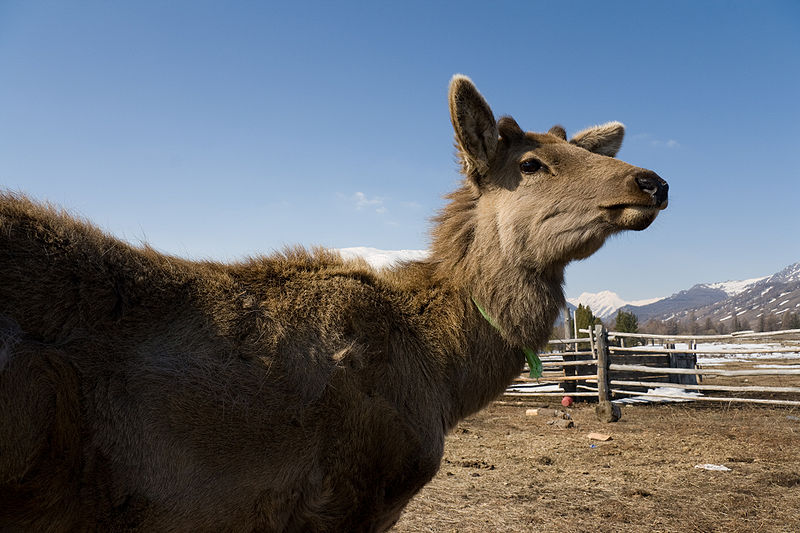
[393,400,800,533]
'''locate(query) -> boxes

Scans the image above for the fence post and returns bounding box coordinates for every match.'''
[563,307,571,340]
[594,324,621,422]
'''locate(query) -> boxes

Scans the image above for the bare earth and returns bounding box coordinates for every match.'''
[393,400,800,533]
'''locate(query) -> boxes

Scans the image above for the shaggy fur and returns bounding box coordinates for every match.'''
[0,75,667,532]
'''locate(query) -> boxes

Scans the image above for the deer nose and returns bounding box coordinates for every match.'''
[634,170,668,208]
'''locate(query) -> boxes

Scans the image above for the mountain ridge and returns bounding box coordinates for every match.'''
[620,262,800,326]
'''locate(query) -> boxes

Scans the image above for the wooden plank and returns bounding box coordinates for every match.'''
[609,371,669,393]
[610,352,671,359]
[582,328,800,342]
[516,375,598,383]
[610,355,670,366]
[547,338,592,345]
[610,380,800,393]
[541,359,599,367]
[669,353,698,385]
[609,363,800,377]
[563,352,595,360]
[610,372,670,382]
[504,391,599,397]
[611,346,800,355]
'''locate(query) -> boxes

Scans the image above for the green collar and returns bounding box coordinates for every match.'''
[471,297,542,378]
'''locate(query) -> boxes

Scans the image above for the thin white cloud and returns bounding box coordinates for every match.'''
[631,133,680,149]
[351,191,386,214]
[339,192,422,217]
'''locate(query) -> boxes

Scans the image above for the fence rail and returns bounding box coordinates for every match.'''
[608,363,800,377]
[506,324,800,420]
[611,345,800,355]
[579,328,800,341]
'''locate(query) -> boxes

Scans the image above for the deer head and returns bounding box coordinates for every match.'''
[448,75,668,269]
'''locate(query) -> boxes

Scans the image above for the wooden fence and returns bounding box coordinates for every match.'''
[505,326,800,418]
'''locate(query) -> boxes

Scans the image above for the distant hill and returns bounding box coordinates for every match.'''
[621,262,799,327]
[618,285,729,322]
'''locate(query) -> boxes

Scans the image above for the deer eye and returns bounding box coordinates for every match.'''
[519,158,543,174]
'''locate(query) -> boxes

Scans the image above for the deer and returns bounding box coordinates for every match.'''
[0,75,667,532]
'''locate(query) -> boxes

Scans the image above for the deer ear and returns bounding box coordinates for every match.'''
[547,125,567,140]
[570,122,625,157]
[449,75,498,181]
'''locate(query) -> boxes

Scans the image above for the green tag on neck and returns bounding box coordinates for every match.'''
[471,297,542,379]
[523,347,543,379]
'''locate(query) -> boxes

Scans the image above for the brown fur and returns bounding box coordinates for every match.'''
[0,75,667,531]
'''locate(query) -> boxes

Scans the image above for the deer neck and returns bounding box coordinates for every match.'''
[424,185,567,425]
[430,185,566,351]
[465,254,566,351]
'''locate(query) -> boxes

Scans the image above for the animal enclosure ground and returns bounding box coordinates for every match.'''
[393,401,800,533]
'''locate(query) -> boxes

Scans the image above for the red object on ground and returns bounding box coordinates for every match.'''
[561,396,574,407]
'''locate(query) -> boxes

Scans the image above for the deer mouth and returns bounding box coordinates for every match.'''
[601,195,669,211]
[601,203,664,231]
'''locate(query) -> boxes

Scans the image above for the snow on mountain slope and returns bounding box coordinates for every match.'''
[706,276,767,296]
[765,262,800,284]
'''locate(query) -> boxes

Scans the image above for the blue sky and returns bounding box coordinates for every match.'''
[1,1,798,301]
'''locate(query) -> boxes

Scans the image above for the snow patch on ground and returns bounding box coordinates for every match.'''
[506,383,564,394]
[616,387,703,404]
[677,342,800,364]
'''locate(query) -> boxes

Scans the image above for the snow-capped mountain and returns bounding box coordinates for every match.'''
[567,291,663,320]
[618,276,767,322]
[621,262,800,325]
[675,262,800,326]
[765,262,800,285]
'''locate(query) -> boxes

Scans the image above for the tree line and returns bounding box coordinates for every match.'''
[641,310,800,336]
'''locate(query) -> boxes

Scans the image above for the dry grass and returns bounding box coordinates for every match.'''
[393,400,800,533]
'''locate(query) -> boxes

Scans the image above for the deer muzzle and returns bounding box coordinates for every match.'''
[634,170,669,209]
